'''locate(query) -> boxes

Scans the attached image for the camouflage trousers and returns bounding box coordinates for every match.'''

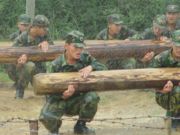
[39,92,100,133]
[4,62,36,90]
[106,58,136,69]
[156,86,180,128]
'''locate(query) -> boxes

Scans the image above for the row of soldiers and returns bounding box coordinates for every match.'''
[2,4,180,135]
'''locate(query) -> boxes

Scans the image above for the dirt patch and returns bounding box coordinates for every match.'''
[0,86,179,135]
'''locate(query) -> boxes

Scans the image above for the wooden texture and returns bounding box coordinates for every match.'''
[0,40,171,63]
[33,68,180,95]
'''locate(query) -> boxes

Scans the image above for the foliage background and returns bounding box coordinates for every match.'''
[0,0,179,40]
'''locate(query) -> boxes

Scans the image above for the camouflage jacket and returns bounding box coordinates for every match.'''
[12,31,54,72]
[51,51,107,73]
[163,19,180,38]
[96,26,137,40]
[150,49,180,113]
[48,51,107,98]
[9,30,21,41]
[132,27,173,40]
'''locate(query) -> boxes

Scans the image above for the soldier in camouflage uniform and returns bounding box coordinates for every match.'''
[150,30,180,129]
[164,4,180,37]
[135,15,168,40]
[139,5,180,40]
[9,14,31,41]
[135,5,180,67]
[39,30,107,135]
[132,15,168,68]
[96,14,137,69]
[5,15,54,99]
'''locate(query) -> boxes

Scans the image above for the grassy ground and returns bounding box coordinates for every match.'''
[0,66,12,82]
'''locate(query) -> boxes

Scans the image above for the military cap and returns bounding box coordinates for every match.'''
[32,15,49,27]
[166,5,179,13]
[107,14,123,25]
[172,30,180,46]
[66,30,85,48]
[153,15,166,30]
[18,14,31,24]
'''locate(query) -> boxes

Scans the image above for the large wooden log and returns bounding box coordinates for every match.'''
[33,68,180,95]
[0,40,171,63]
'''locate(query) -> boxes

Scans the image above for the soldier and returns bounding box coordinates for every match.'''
[9,14,31,41]
[96,14,137,69]
[150,30,180,129]
[164,4,180,37]
[39,30,107,135]
[96,14,137,40]
[4,15,53,99]
[136,15,168,40]
[138,5,180,66]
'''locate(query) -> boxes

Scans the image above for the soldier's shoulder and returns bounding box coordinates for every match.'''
[155,50,170,60]
[52,55,64,66]
[9,31,20,40]
[96,28,107,39]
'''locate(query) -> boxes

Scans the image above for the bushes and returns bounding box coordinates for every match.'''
[0,0,179,40]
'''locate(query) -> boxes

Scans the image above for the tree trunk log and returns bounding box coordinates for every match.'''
[33,68,180,95]
[0,40,170,63]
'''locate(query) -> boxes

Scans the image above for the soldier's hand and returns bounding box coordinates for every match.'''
[161,81,173,93]
[141,51,155,63]
[124,38,130,41]
[38,41,49,52]
[159,36,169,42]
[17,54,28,65]
[62,85,75,99]
[79,65,93,79]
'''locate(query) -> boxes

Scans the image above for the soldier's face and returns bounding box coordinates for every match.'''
[109,23,121,35]
[37,26,48,36]
[65,43,84,60]
[166,12,179,24]
[173,45,180,58]
[18,23,30,32]
[153,26,162,37]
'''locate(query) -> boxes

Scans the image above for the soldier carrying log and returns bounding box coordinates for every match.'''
[4,15,53,99]
[39,30,107,135]
[150,30,180,129]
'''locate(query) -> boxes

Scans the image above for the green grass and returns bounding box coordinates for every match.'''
[0,71,12,82]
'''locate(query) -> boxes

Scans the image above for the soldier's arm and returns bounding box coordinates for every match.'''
[12,33,25,47]
[45,32,54,45]
[85,52,107,71]
[148,54,163,68]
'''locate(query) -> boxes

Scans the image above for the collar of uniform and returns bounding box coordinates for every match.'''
[27,33,35,43]
[60,53,68,67]
[60,53,83,67]
[170,49,180,63]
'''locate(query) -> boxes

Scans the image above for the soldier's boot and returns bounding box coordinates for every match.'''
[74,120,95,135]
[15,88,24,99]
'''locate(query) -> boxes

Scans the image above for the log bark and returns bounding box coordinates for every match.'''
[0,40,171,63]
[33,68,180,95]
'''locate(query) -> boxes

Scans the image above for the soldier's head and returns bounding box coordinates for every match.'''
[172,30,180,58]
[30,15,49,37]
[65,30,85,60]
[107,14,123,35]
[166,4,179,25]
[17,14,31,32]
[152,15,166,37]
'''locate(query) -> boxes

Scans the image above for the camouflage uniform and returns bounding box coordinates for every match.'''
[39,31,107,134]
[164,5,180,38]
[96,14,137,69]
[150,30,180,128]
[9,14,31,41]
[133,15,168,40]
[5,15,53,99]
